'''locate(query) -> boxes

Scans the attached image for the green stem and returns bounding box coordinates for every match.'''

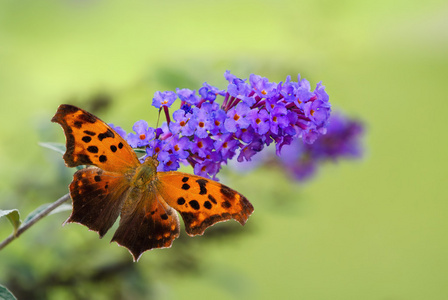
[0,193,71,251]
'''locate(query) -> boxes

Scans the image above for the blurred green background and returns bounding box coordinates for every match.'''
[1,0,447,299]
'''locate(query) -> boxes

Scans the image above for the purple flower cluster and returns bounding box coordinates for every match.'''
[111,71,332,179]
[277,112,364,181]
[228,112,364,181]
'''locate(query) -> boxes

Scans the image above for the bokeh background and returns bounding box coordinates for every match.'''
[1,0,447,299]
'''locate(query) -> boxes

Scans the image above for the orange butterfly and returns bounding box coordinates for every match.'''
[52,104,254,261]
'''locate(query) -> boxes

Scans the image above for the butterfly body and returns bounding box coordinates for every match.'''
[130,156,158,188]
[52,104,253,261]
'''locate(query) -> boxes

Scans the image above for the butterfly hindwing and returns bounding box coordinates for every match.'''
[156,172,254,236]
[68,167,130,237]
[52,104,140,172]
[111,189,180,261]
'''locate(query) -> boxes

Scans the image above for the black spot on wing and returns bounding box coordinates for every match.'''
[208,194,217,204]
[118,142,123,149]
[189,200,200,210]
[87,146,99,153]
[182,183,190,190]
[94,175,101,182]
[196,179,208,195]
[74,121,83,129]
[182,177,189,182]
[110,145,117,152]
[204,201,212,209]
[98,129,115,141]
[161,214,168,220]
[83,130,96,136]
[82,136,92,143]
[99,155,107,163]
[177,197,186,205]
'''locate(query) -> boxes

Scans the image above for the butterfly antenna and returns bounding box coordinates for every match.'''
[149,108,163,161]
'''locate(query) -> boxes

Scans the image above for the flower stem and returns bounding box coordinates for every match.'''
[0,193,71,251]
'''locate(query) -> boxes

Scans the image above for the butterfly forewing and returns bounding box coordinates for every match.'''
[156,172,254,236]
[52,104,140,173]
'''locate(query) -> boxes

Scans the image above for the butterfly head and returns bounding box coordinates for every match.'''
[144,155,159,167]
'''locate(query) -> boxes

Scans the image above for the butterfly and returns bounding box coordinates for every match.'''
[52,104,254,261]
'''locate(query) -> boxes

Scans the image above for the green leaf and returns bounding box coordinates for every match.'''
[38,142,66,155]
[0,284,17,300]
[23,203,72,225]
[0,209,21,235]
